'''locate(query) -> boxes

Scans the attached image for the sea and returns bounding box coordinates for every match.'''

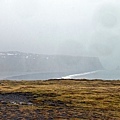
[1,70,120,80]
[62,70,120,80]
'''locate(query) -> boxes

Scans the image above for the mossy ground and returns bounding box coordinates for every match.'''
[0,79,120,119]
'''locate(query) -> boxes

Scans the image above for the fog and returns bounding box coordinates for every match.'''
[0,0,120,69]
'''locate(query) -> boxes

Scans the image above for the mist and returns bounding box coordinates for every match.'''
[0,0,120,69]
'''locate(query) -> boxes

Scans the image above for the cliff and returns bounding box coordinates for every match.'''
[0,51,103,74]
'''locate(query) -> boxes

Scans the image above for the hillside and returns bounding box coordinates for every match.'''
[0,51,103,73]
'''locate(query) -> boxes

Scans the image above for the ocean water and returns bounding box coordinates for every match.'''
[2,70,120,80]
[62,70,120,80]
[4,72,70,80]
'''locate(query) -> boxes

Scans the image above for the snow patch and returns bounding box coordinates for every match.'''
[7,53,14,56]
[26,56,29,59]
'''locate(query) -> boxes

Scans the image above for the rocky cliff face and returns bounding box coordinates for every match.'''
[0,51,104,73]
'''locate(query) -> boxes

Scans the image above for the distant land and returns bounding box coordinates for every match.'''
[0,51,104,80]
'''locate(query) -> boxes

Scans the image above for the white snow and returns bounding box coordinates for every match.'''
[7,53,14,56]
[26,56,29,59]
[62,70,100,79]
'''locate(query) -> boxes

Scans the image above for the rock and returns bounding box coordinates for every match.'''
[1,101,7,104]
[27,102,33,105]
[19,102,27,105]
[10,101,17,105]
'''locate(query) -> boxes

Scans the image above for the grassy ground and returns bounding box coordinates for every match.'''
[0,79,120,120]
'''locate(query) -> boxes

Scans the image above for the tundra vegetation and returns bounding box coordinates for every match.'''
[0,79,120,120]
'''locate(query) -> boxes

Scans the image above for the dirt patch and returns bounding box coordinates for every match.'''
[0,92,33,105]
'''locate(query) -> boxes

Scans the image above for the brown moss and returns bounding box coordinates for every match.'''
[0,79,120,119]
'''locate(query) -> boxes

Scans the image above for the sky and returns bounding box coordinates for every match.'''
[0,0,120,69]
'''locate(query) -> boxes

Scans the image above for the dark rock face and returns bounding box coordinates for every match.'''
[0,51,104,73]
